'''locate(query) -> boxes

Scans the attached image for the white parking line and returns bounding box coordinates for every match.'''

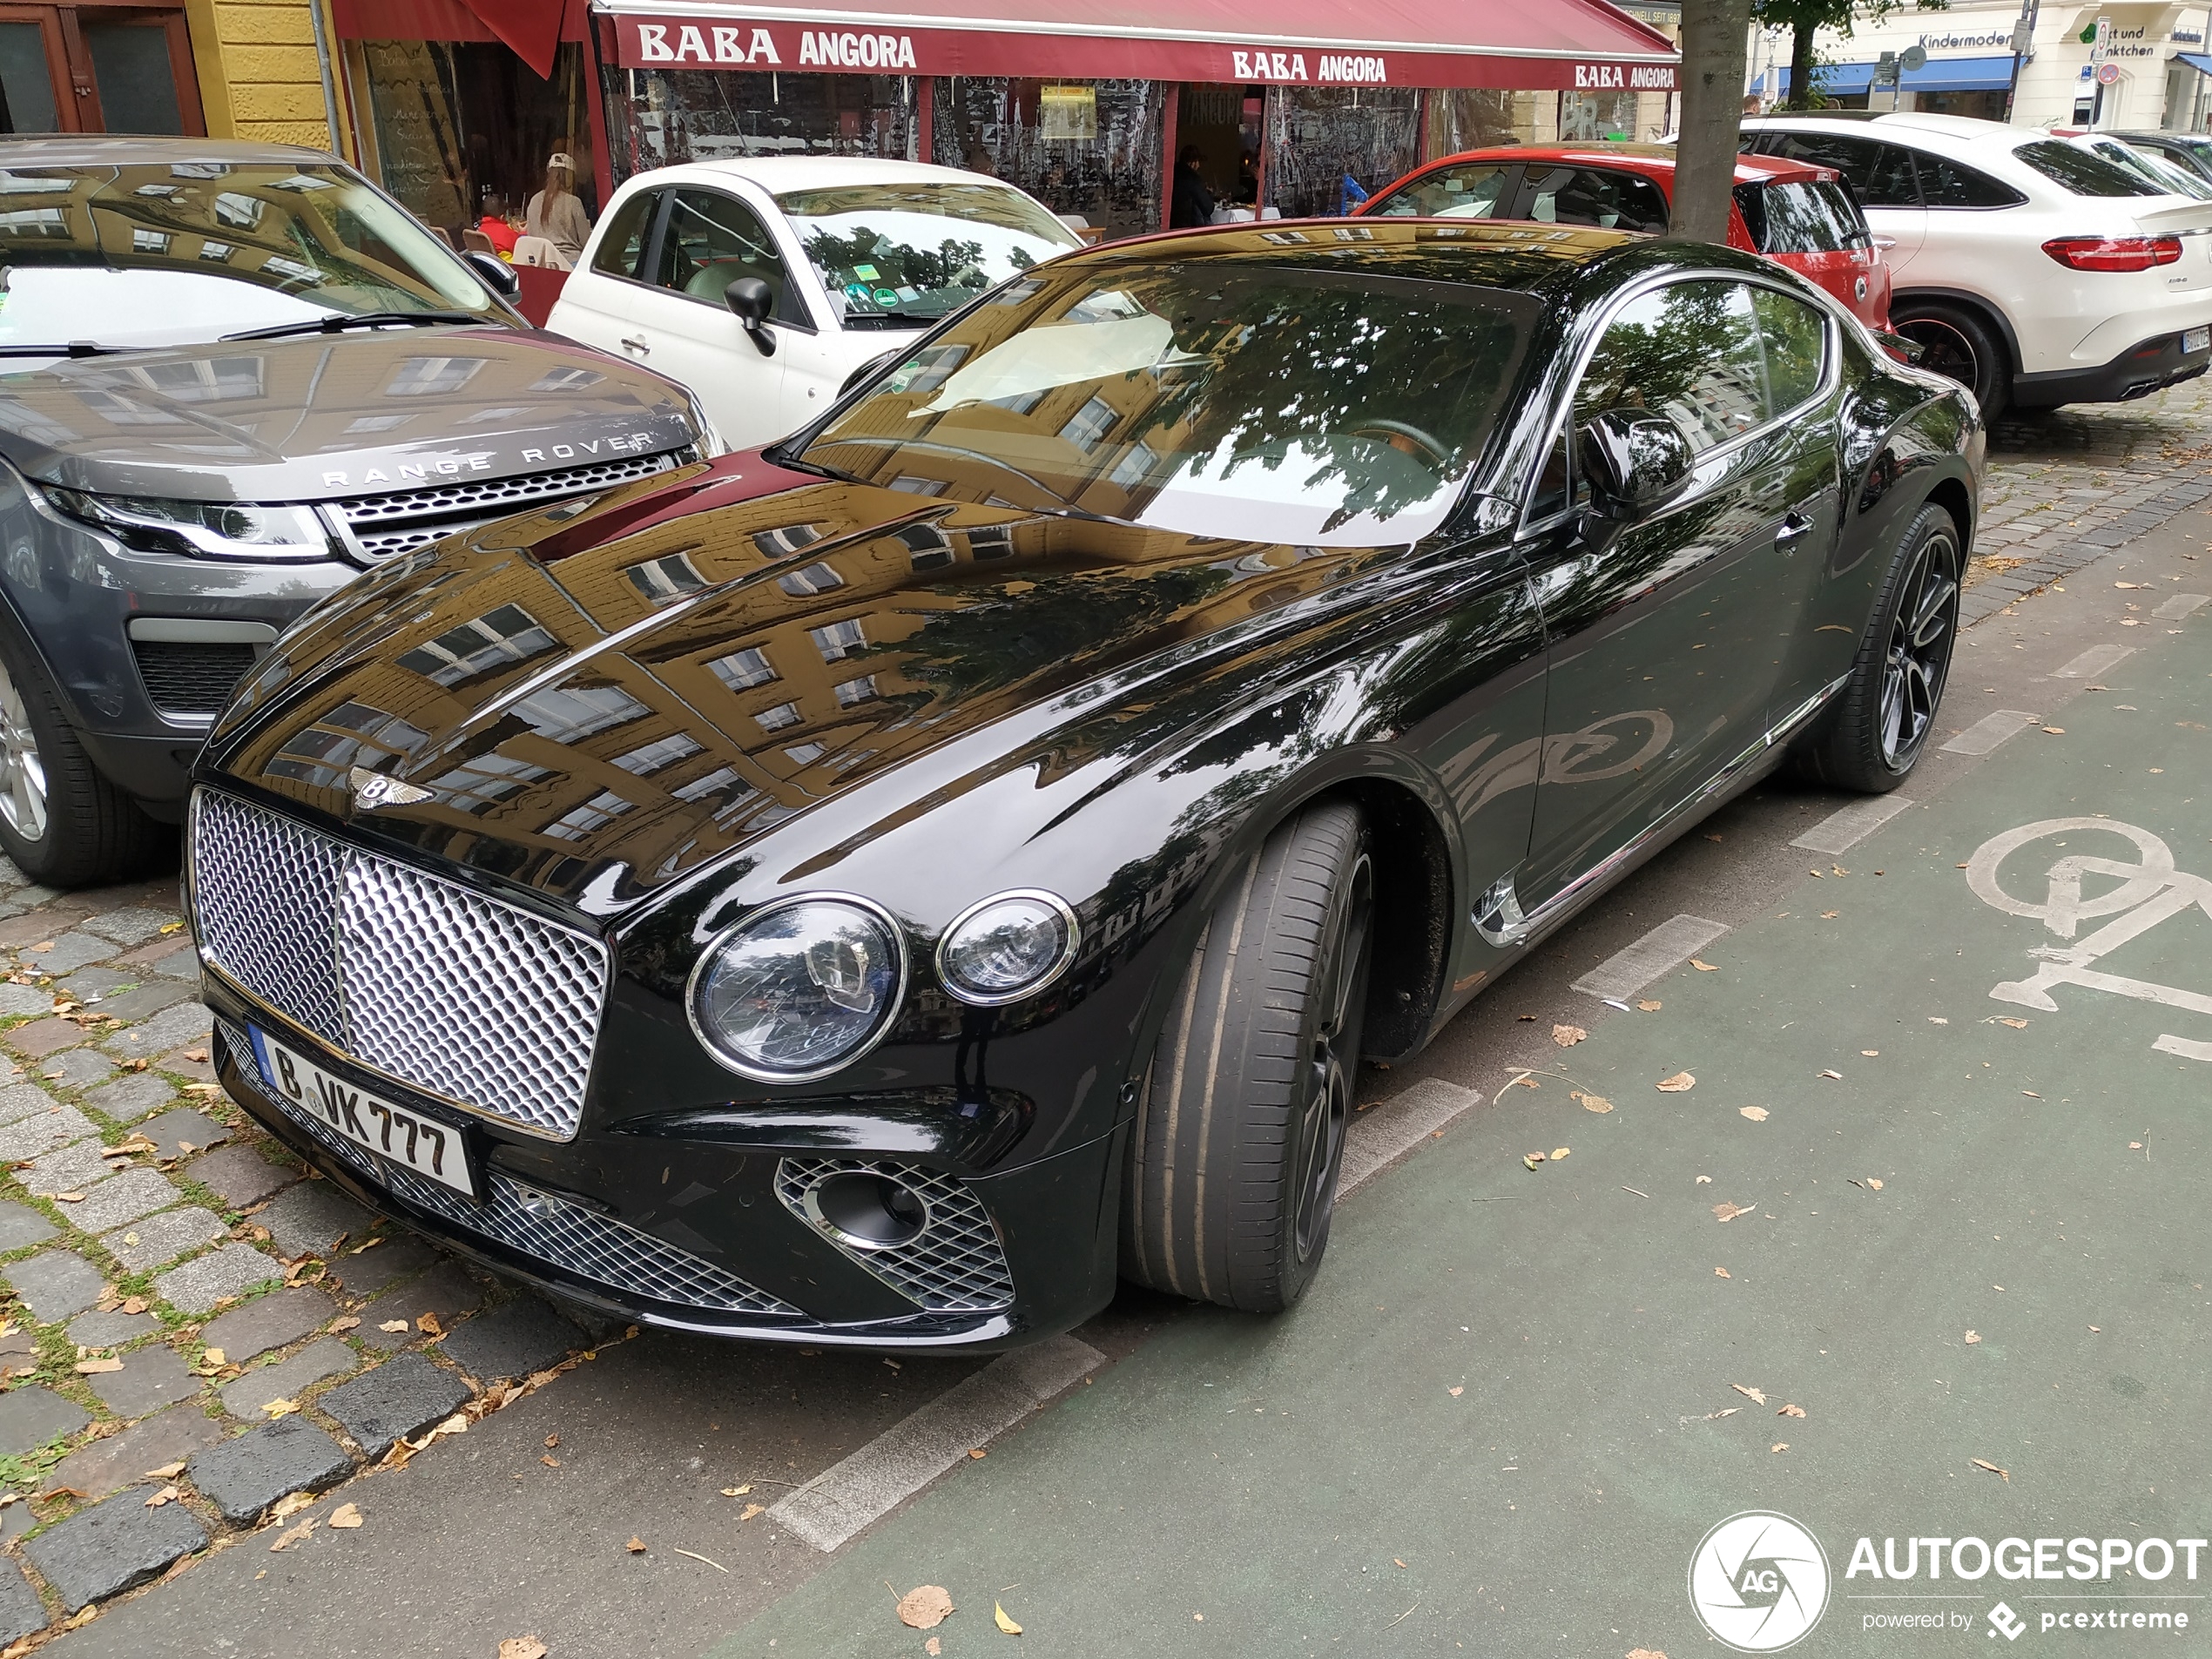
[1791,794,1915,856]
[1572,914,1730,1002]
[2050,644,2136,680]
[1941,710,2039,757]
[2154,593,2209,620]
[768,1333,1104,1552]
[2153,1034,2212,1062]
[1341,1076,1484,1194]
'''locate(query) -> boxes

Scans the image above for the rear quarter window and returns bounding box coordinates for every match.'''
[1914,155,2026,209]
[2012,141,2162,197]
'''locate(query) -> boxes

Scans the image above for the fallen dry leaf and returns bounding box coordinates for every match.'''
[995,1602,1024,1635]
[1636,999,1661,1012]
[740,1502,765,1521]
[415,1312,444,1337]
[1690,959,1717,972]
[1866,1178,1884,1190]
[378,1319,410,1333]
[543,1433,560,1449]
[1627,1650,1669,1659]
[1713,1202,1755,1223]
[1656,1072,1695,1092]
[927,1641,942,1657]
[144,1460,185,1480]
[498,1641,550,1659]
[184,1047,208,1062]
[720,1484,752,1496]
[2043,726,2064,735]
[73,1357,122,1374]
[1738,1106,1769,1123]
[1696,1174,1712,1184]
[269,1490,314,1523]
[1731,1384,1768,1405]
[1522,1153,1544,1170]
[626,1536,646,1554]
[1771,1443,1791,1453]
[1778,1404,1805,1419]
[52,1191,84,1204]
[120,1297,146,1315]
[968,1448,987,1460]
[1818,1069,1844,1081]
[1448,1386,1464,1398]
[1550,1147,1570,1160]
[541,1455,560,1468]
[268,1517,316,1552]
[327,1502,362,1529]
[1715,1266,1730,1278]
[898,1586,955,1630]
[143,1484,180,1508]
[262,1397,300,1420]
[1965,1331,1981,1345]
[1973,1458,2011,1483]
[328,1316,361,1333]
[1552,1023,1587,1048]
[1821,910,1839,920]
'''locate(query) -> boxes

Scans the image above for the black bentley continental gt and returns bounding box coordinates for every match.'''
[186,223,1979,1349]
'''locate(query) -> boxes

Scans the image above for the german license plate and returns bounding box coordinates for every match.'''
[250,1026,477,1198]
[2185,326,2210,355]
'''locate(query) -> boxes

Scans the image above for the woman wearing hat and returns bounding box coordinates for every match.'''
[524,153,592,267]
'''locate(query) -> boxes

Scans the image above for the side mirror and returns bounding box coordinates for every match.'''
[724,277,777,357]
[1578,408,1694,516]
[463,249,520,300]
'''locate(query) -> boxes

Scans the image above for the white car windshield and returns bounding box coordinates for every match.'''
[777,182,1082,327]
[0,160,501,350]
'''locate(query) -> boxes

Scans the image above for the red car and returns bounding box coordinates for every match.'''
[1357,142,1892,333]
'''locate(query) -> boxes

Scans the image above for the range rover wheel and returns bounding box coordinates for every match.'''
[1796,502,1961,794]
[0,637,165,889]
[1892,301,2009,421]
[1121,800,1373,1314]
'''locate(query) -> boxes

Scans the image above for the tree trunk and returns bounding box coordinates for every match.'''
[1670,0,1754,244]
[1787,21,1818,109]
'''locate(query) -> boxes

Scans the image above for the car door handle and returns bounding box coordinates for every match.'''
[1774,512,1813,550]
[619,335,650,356]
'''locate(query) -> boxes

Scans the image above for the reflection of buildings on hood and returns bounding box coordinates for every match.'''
[1757,1,2212,130]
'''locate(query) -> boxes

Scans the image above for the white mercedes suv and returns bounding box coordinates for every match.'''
[1742,111,2212,419]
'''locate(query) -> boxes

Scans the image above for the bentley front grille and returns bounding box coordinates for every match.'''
[776,1157,1015,1313]
[192,790,605,1142]
[331,448,694,563]
[220,1022,799,1318]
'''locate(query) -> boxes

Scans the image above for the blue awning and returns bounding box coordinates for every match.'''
[2178,51,2212,76]
[1777,54,2016,96]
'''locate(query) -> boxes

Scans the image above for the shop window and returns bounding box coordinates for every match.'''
[354,41,596,243]
[619,69,914,165]
[1421,90,1515,160]
[1262,87,1420,220]
[0,6,202,136]
[934,78,1165,241]
[1558,89,1640,142]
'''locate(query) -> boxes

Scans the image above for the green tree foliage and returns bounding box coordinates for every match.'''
[1752,0,1948,111]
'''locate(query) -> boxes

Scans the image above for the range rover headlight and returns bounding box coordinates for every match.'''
[41,487,336,562]
[688,896,906,1082]
[935,890,1078,1006]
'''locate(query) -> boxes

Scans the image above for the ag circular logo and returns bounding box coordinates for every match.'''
[1688,1510,1831,1652]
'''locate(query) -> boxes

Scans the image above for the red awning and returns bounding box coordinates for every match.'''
[332,0,590,76]
[594,0,1678,91]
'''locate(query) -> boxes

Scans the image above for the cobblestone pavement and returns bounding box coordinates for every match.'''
[0,867,604,1648]
[1966,374,2212,622]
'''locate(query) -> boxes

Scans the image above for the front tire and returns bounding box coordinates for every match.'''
[1796,502,1961,793]
[0,637,166,888]
[1121,801,1374,1314]
[1892,301,2009,421]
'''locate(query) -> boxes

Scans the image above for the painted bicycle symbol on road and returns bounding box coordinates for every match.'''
[1968,816,2212,1062]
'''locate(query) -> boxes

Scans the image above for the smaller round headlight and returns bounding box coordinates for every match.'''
[690,896,906,1082]
[936,891,1079,1006]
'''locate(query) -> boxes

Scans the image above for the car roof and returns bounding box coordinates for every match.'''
[617,156,1028,195]
[1745,111,2027,149]
[0,134,337,166]
[1408,143,1833,187]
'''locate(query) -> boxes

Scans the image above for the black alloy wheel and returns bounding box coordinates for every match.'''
[1892,303,2009,421]
[1796,502,1961,793]
[1122,800,1374,1314]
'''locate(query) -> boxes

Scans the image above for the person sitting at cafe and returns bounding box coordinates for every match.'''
[1170,145,1217,230]
[525,153,593,266]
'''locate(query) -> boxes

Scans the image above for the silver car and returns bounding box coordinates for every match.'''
[0,136,710,887]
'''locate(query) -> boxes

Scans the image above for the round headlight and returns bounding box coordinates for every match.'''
[935,890,1079,1007]
[689,896,906,1082]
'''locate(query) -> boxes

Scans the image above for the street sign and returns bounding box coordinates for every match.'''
[1899,44,1928,71]
[2097,59,2121,84]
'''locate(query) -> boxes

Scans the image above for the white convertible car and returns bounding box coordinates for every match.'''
[549,157,1083,449]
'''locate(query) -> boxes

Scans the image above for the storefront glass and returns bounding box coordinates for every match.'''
[356,40,597,240]
[1422,90,1517,159]
[613,68,914,167]
[933,78,1165,240]
[1263,86,1420,218]
[1558,88,1640,140]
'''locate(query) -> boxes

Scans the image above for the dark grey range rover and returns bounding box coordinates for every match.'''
[0,137,709,887]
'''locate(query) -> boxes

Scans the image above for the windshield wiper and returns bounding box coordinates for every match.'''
[220,310,485,342]
[0,341,138,358]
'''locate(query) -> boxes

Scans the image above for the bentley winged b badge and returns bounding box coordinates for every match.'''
[349,766,434,811]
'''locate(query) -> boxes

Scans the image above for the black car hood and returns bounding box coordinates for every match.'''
[201,456,1372,910]
[0,326,695,502]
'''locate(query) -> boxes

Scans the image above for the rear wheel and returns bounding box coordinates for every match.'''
[1796,502,1961,793]
[1121,801,1373,1314]
[1892,301,2009,421]
[0,637,165,889]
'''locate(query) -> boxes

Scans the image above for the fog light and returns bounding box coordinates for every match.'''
[805,1171,928,1251]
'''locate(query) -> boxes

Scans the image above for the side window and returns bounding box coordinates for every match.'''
[1369,163,1515,219]
[1575,280,1765,454]
[1768,133,1922,208]
[590,189,660,280]
[1916,155,2026,209]
[1750,287,1828,416]
[1754,182,1850,254]
[1527,428,1588,522]
[651,189,806,326]
[1521,167,1669,234]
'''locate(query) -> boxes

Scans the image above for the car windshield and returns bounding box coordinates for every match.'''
[776,182,1082,326]
[2012,140,2165,198]
[0,159,500,351]
[800,260,1535,546]
[1366,163,1515,219]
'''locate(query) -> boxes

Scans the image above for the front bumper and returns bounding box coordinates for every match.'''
[206,1001,1123,1352]
[2012,326,2212,408]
